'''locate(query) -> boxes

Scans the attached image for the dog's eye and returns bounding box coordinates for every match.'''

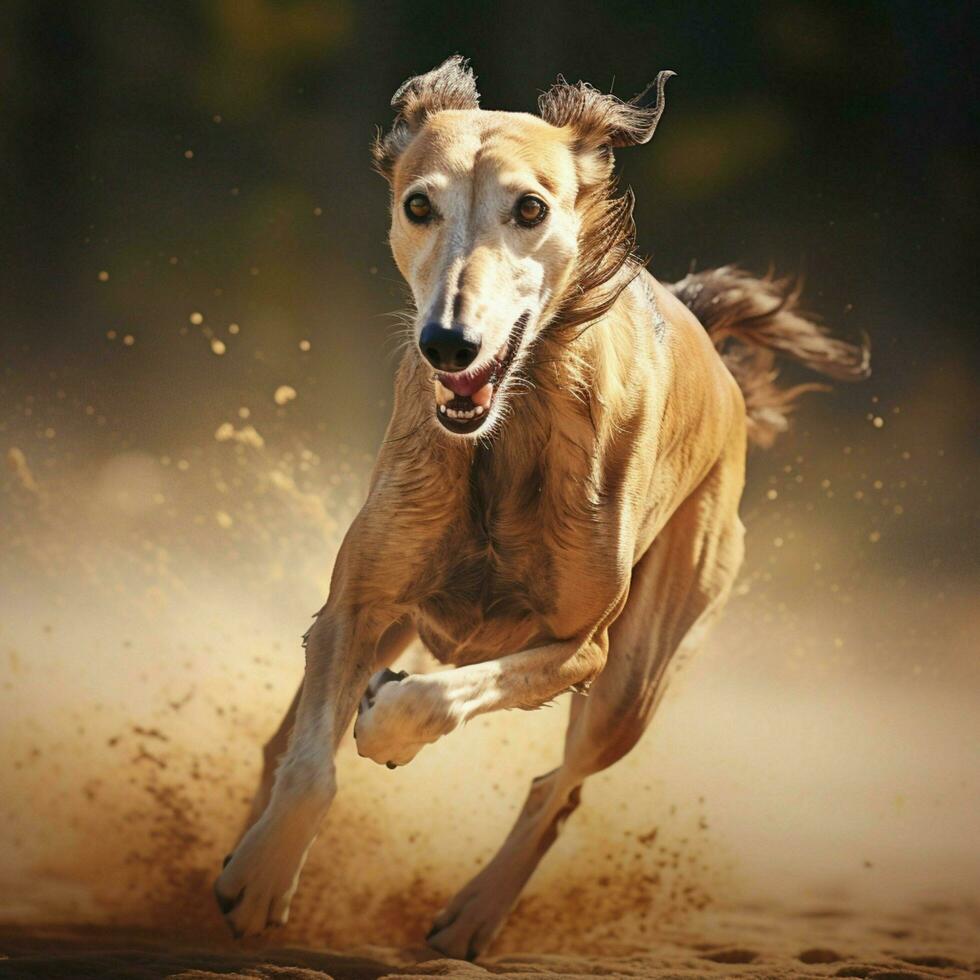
[515,195,547,227]
[404,193,432,224]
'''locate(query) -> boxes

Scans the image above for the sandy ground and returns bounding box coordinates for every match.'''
[1,902,977,979]
[2,374,978,980]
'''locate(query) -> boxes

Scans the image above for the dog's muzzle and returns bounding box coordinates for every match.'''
[431,313,528,435]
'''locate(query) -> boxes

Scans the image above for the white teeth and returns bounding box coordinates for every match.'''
[444,406,481,422]
[433,379,455,406]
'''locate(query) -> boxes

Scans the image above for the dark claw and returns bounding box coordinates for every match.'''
[425,924,440,941]
[214,882,244,916]
[386,761,397,770]
[222,853,233,869]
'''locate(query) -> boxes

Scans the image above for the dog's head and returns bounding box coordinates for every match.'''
[374,56,673,439]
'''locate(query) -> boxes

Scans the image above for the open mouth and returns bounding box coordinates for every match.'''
[432,313,528,435]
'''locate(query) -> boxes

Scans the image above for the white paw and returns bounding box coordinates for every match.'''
[214,814,312,937]
[354,668,439,768]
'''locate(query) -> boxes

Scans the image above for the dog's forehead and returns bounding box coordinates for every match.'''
[394,110,576,194]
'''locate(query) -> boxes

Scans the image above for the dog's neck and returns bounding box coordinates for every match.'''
[394,304,634,485]
[366,280,654,583]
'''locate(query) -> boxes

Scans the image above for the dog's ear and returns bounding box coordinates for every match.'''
[538,71,674,184]
[373,56,480,181]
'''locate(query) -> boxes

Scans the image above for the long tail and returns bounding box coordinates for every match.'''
[668,266,870,448]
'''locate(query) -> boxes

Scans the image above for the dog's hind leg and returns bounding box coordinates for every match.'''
[239,682,302,839]
[425,460,745,960]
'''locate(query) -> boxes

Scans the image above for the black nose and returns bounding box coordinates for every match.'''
[418,322,481,372]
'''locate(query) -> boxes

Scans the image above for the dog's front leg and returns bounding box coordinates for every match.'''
[354,630,611,768]
[214,602,391,936]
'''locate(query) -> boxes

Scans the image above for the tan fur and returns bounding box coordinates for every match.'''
[215,58,868,957]
[670,266,870,447]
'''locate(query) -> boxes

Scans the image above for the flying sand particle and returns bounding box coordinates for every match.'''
[214,422,264,449]
[274,385,297,406]
[6,447,39,493]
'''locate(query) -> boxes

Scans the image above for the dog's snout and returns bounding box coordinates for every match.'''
[419,323,481,372]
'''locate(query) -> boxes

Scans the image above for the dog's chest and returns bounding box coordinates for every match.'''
[413,523,559,665]
[409,448,583,664]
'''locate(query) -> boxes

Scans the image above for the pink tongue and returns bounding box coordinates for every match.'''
[437,363,493,397]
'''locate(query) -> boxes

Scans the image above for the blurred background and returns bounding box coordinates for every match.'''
[0,0,976,949]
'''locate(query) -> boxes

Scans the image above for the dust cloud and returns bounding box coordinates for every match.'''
[1,346,977,977]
